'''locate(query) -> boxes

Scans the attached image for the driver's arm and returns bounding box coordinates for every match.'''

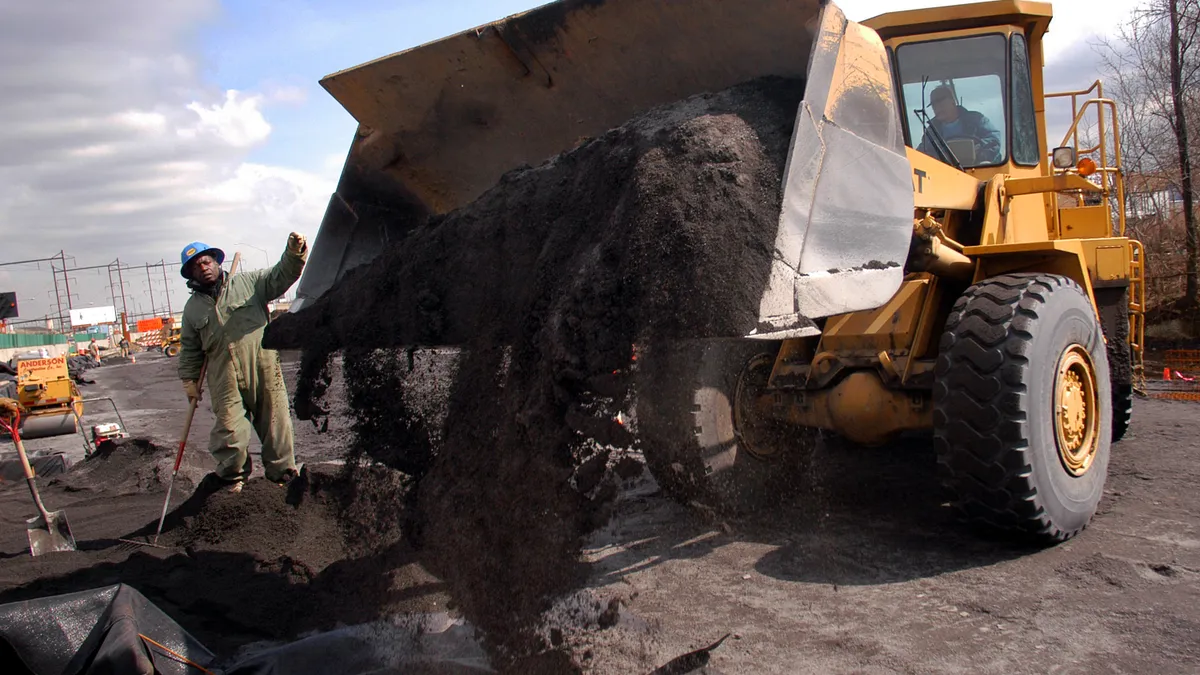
[974,113,1002,162]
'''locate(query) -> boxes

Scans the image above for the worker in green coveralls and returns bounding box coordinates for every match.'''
[177,233,307,492]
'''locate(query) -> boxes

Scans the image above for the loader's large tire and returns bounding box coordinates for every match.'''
[934,273,1112,545]
[635,338,818,515]
[1112,384,1133,443]
[164,344,180,358]
[1095,286,1133,443]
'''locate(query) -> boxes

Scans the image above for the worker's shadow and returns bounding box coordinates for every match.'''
[587,435,1030,589]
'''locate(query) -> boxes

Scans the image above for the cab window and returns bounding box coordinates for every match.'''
[896,34,1009,168]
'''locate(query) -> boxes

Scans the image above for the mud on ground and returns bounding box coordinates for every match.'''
[0,441,433,659]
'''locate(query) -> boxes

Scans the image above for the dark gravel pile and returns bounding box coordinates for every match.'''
[266,75,807,668]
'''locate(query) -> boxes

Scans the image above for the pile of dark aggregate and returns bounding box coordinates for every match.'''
[266,75,807,670]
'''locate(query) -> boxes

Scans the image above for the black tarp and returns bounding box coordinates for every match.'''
[0,584,496,674]
[0,584,216,675]
[0,453,72,484]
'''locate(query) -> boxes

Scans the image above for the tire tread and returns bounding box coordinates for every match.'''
[934,273,1096,544]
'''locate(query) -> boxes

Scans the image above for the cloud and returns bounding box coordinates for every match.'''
[0,0,335,327]
[181,91,272,147]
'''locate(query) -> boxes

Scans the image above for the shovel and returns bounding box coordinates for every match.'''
[1,411,77,555]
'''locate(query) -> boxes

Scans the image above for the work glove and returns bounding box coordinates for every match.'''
[183,380,202,405]
[287,232,307,256]
[0,397,25,421]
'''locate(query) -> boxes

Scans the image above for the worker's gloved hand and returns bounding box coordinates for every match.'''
[287,232,307,255]
[183,380,202,405]
[0,397,25,420]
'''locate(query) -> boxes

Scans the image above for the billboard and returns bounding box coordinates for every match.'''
[69,306,117,327]
[0,292,16,320]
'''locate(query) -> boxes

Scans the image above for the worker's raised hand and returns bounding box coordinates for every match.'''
[183,380,202,405]
[287,232,307,255]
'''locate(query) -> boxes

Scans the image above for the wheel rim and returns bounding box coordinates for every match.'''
[733,353,783,460]
[1054,344,1100,477]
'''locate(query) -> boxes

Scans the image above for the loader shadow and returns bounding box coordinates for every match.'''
[588,435,1028,589]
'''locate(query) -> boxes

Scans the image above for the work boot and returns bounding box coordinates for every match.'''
[272,463,304,486]
[205,471,246,494]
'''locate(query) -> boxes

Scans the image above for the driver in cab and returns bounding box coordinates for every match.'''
[917,84,1002,165]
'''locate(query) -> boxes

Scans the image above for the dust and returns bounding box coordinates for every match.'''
[267,75,806,668]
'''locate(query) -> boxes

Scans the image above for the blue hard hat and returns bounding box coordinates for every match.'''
[180,241,225,278]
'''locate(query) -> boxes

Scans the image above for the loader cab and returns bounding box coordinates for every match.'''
[865,1,1053,181]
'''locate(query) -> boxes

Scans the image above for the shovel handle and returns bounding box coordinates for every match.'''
[7,413,55,526]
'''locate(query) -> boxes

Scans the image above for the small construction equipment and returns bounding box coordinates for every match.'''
[0,407,77,555]
[12,354,83,440]
[161,320,181,357]
[91,423,127,446]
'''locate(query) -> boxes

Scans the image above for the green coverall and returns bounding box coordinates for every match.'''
[178,248,306,482]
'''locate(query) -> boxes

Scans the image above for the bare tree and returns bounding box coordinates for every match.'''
[1098,0,1200,306]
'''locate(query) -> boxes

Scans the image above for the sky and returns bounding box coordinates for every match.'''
[0,0,1136,329]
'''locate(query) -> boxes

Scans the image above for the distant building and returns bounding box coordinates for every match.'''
[1124,171,1185,221]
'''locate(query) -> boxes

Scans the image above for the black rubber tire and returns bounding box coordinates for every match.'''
[164,344,180,358]
[934,273,1112,545]
[1111,383,1133,443]
[635,338,819,515]
[1095,286,1133,443]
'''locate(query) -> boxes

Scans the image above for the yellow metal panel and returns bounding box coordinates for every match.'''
[15,355,69,383]
[964,239,1085,256]
[1090,243,1130,284]
[969,238,1132,286]
[863,0,1052,39]
[907,149,984,210]
[978,175,1005,246]
[970,240,1100,320]
[1004,173,1101,197]
[908,275,944,361]
[1059,206,1111,239]
[821,278,929,353]
[1006,193,1054,244]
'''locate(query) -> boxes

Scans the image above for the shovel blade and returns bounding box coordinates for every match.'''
[27,511,77,556]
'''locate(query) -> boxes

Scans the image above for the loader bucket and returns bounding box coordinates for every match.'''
[293,0,914,331]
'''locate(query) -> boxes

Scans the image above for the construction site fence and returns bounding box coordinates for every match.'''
[1146,349,1200,401]
[0,333,123,350]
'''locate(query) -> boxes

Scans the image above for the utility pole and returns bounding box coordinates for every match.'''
[60,251,74,332]
[107,263,118,310]
[145,263,157,318]
[52,259,65,333]
[160,260,173,316]
[115,258,130,329]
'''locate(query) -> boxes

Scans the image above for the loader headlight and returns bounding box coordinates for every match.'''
[1052,146,1077,169]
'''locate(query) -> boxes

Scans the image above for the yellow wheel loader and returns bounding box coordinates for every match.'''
[292,0,1144,545]
[160,320,181,358]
